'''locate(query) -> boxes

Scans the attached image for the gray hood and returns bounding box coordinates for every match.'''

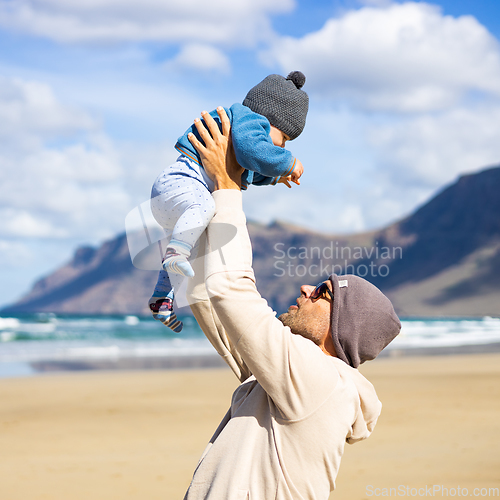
[329,274,401,368]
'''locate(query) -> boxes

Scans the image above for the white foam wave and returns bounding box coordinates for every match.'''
[124,315,140,325]
[0,317,20,330]
[390,317,500,349]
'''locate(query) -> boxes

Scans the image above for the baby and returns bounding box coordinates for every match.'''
[149,71,309,332]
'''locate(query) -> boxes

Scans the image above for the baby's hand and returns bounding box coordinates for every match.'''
[290,159,304,185]
[277,176,293,188]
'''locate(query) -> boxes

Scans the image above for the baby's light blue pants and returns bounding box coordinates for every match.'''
[150,156,215,296]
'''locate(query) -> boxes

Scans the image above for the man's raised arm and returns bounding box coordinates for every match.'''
[188,108,340,420]
[185,108,251,382]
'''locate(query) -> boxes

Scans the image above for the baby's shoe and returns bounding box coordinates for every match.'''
[162,247,195,278]
[148,290,183,333]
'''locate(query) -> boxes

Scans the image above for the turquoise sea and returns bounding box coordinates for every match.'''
[1,313,500,378]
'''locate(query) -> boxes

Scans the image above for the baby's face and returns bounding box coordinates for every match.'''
[269,125,290,148]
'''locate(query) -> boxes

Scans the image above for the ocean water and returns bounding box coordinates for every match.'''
[0,314,212,378]
[1,313,500,378]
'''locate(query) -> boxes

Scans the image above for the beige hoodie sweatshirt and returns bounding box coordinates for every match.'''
[184,190,382,500]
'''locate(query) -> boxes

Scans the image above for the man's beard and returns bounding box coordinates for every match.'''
[278,309,326,347]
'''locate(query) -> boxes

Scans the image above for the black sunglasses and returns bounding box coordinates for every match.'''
[310,281,334,301]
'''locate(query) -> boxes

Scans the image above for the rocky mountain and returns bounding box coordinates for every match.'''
[3,165,500,317]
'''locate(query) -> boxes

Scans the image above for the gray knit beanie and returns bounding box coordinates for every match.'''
[242,71,309,140]
[328,274,401,368]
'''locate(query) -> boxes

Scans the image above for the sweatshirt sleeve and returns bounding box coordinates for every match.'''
[230,104,297,179]
[204,190,339,420]
[186,231,252,383]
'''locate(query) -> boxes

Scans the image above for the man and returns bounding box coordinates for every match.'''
[183,108,401,499]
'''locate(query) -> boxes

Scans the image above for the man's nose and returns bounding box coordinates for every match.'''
[300,285,315,298]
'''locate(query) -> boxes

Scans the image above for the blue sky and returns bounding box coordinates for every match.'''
[1,0,500,307]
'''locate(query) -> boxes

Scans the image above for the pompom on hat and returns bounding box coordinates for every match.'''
[242,71,309,140]
[328,274,401,368]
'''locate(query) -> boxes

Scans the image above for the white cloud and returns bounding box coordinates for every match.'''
[165,44,231,75]
[0,0,294,46]
[0,75,130,240]
[263,2,500,112]
[368,104,500,187]
[0,76,95,151]
[0,210,67,238]
[243,184,367,234]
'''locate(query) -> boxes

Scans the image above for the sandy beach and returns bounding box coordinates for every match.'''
[1,353,499,500]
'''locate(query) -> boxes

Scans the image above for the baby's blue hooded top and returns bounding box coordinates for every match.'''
[174,103,297,189]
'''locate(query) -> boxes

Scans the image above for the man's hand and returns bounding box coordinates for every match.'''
[188,107,244,191]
